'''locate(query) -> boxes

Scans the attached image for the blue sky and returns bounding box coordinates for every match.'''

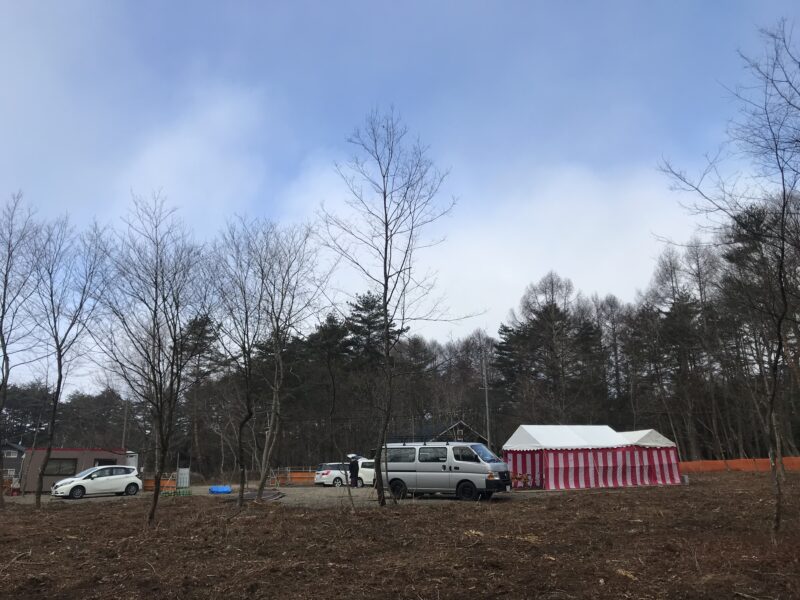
[2,2,799,342]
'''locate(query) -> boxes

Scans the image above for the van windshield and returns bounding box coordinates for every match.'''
[470,444,503,463]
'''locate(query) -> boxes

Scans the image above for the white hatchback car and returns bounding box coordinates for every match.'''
[51,466,142,499]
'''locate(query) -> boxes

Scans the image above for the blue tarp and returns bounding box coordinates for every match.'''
[209,485,232,494]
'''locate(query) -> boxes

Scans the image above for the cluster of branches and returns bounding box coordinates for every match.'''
[0,195,325,521]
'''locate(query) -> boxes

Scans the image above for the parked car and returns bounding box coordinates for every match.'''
[357,458,375,487]
[51,466,142,499]
[380,442,511,500]
[314,463,349,487]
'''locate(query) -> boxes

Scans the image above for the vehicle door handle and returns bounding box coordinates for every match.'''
[454,466,460,471]
[441,465,447,471]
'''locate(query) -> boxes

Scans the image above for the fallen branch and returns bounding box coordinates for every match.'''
[734,592,775,600]
[0,550,32,575]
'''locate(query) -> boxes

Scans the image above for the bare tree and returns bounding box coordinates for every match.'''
[31,217,106,507]
[255,223,322,500]
[209,217,273,507]
[322,108,452,505]
[0,193,37,510]
[93,196,205,525]
[662,21,800,534]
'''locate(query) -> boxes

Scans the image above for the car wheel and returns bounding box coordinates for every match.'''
[332,477,343,487]
[69,486,85,500]
[389,479,407,500]
[456,481,478,501]
[124,483,139,496]
[357,478,364,488]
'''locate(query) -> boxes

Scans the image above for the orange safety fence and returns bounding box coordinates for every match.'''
[680,457,800,473]
[143,479,177,492]
[277,471,315,485]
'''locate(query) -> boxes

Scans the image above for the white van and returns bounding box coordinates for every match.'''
[380,442,511,500]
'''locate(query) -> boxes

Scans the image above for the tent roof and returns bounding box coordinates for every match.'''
[619,429,676,447]
[502,425,630,451]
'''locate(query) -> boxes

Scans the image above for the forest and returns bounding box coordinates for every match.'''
[2,22,800,515]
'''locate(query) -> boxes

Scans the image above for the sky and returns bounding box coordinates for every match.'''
[2,1,800,347]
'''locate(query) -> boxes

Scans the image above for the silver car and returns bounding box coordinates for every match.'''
[380,442,511,500]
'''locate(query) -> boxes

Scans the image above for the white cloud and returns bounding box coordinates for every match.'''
[113,85,269,235]
[275,159,703,342]
[416,164,701,340]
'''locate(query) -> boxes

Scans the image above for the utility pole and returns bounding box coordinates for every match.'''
[121,396,129,450]
[480,332,491,451]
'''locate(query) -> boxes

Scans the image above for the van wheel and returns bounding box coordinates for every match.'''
[389,479,407,500]
[357,478,364,488]
[69,486,85,500]
[332,477,343,487]
[456,481,478,501]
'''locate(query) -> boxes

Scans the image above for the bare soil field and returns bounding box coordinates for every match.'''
[0,473,797,599]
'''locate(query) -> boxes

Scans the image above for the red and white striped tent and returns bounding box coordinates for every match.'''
[502,425,681,490]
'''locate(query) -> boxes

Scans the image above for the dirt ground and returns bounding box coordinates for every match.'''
[0,473,797,599]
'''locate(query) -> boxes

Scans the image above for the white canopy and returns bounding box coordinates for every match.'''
[619,429,676,448]
[502,425,630,451]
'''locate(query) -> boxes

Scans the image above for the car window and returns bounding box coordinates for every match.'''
[453,446,480,463]
[418,447,447,463]
[387,448,416,463]
[113,467,129,476]
[94,468,112,478]
[360,461,374,469]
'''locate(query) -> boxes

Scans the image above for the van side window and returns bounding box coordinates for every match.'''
[453,447,480,463]
[387,448,416,463]
[418,447,447,463]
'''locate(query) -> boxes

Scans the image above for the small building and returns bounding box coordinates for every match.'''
[2,441,25,480]
[502,425,681,490]
[19,447,133,493]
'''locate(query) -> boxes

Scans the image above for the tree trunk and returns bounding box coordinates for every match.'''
[148,434,168,526]
[237,378,254,507]
[35,363,64,509]
[0,354,10,510]
[0,445,5,509]
[256,389,281,499]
